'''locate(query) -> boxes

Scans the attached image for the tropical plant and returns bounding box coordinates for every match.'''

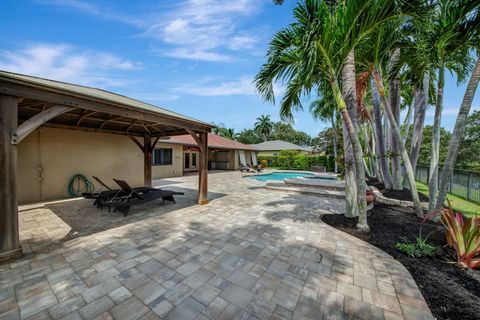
[441,201,480,269]
[395,235,437,258]
[218,127,236,140]
[254,115,273,141]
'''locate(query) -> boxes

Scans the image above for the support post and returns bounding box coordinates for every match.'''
[144,134,152,187]
[198,132,209,205]
[0,95,22,262]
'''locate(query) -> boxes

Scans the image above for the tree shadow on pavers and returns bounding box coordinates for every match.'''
[152,179,184,187]
[262,194,345,224]
[19,186,226,253]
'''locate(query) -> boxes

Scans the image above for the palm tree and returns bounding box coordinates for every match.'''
[423,0,476,212]
[256,0,405,231]
[219,128,236,140]
[310,94,339,173]
[254,115,273,141]
[434,1,480,213]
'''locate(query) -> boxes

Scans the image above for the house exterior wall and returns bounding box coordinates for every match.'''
[152,143,184,178]
[17,127,183,204]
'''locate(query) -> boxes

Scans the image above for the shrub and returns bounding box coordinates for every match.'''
[257,155,335,171]
[260,159,268,168]
[395,235,436,258]
[441,201,480,269]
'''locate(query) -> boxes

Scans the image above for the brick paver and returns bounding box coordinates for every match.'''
[1,171,433,319]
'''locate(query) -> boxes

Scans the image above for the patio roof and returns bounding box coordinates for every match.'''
[164,133,257,151]
[0,70,213,137]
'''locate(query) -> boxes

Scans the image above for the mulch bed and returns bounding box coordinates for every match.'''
[367,179,430,202]
[321,204,480,320]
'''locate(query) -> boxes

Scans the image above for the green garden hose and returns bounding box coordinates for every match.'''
[67,174,95,197]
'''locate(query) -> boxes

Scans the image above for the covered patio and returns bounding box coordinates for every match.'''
[0,70,213,262]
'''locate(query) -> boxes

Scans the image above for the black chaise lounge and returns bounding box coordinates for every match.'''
[82,176,153,209]
[110,179,184,217]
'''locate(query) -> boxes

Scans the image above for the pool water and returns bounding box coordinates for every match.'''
[248,172,314,182]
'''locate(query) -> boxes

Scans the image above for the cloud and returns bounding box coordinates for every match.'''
[34,0,144,26]
[426,107,460,118]
[161,48,231,62]
[37,0,264,62]
[0,43,142,87]
[174,76,256,96]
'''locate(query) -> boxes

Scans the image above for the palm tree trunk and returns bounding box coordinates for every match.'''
[331,112,338,173]
[409,73,430,173]
[389,49,402,190]
[434,57,480,213]
[402,89,415,141]
[371,78,393,188]
[373,70,424,217]
[360,124,377,177]
[340,52,368,231]
[428,66,444,212]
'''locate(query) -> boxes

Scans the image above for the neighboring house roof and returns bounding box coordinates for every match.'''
[0,70,213,129]
[163,133,257,151]
[249,140,312,152]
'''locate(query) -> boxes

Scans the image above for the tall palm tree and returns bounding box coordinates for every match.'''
[256,0,406,231]
[254,115,273,141]
[424,0,476,212]
[434,1,480,213]
[310,94,339,173]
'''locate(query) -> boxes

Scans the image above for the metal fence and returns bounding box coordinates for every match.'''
[415,165,480,204]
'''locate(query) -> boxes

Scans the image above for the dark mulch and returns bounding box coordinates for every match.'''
[322,204,480,320]
[367,179,430,202]
[382,188,430,202]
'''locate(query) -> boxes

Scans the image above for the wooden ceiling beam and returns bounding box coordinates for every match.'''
[76,110,97,126]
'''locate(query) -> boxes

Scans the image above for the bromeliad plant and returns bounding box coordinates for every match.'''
[441,201,480,269]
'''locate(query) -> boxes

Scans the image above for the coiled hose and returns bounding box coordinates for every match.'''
[68,174,95,197]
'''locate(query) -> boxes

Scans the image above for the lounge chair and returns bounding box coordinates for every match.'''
[82,176,153,209]
[240,165,258,173]
[110,179,184,216]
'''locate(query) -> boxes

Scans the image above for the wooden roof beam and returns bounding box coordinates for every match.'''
[12,105,73,144]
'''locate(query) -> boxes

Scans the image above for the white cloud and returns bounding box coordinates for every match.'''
[0,43,142,87]
[34,0,144,26]
[175,76,256,96]
[162,48,231,62]
[37,0,263,62]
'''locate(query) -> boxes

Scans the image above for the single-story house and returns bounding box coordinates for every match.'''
[250,140,313,156]
[161,133,258,172]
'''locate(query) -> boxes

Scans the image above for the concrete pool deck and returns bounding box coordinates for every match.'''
[1,171,432,320]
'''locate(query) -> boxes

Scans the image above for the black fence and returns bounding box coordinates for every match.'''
[415,166,480,204]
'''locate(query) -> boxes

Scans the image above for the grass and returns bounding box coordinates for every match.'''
[416,182,480,217]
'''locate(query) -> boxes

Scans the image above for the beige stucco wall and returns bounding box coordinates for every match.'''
[152,143,183,178]
[17,127,182,204]
[257,150,310,156]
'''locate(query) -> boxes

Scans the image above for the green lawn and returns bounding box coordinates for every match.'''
[416,182,480,217]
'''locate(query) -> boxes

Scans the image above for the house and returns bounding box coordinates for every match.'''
[250,140,313,156]
[162,133,258,172]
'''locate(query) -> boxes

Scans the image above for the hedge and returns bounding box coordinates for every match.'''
[258,154,335,172]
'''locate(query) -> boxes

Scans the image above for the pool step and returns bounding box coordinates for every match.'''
[266,182,345,199]
[284,178,345,191]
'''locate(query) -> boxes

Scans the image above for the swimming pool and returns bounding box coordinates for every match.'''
[248,172,315,182]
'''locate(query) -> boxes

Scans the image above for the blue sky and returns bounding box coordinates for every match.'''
[1,0,478,136]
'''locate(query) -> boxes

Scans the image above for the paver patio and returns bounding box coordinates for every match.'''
[0,171,433,320]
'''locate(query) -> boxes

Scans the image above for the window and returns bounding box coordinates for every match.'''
[192,153,197,167]
[153,148,173,165]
